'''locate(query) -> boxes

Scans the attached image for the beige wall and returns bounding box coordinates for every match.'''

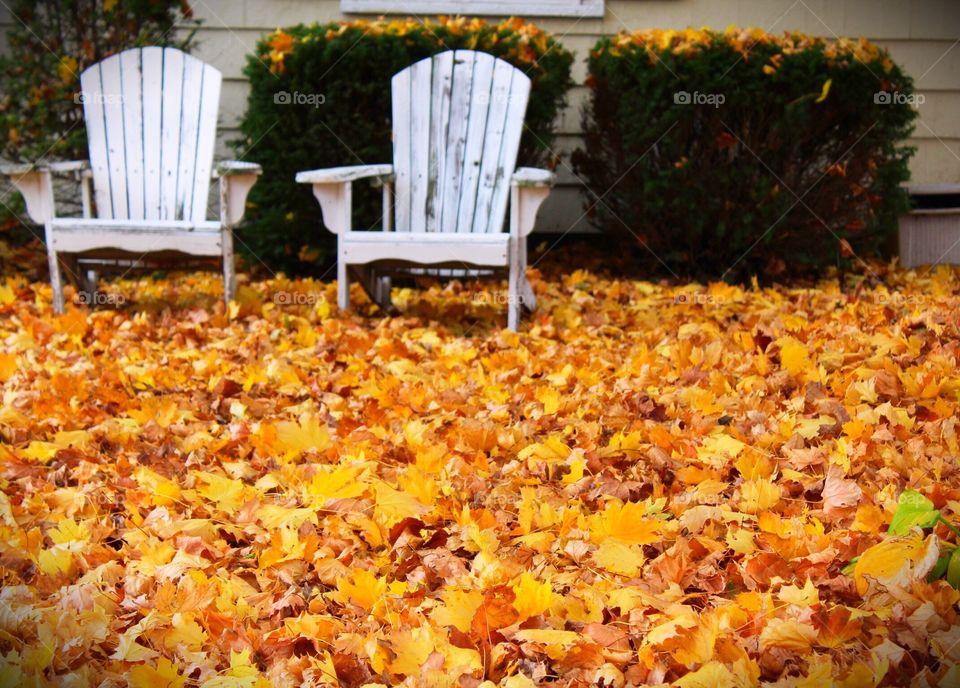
[2,1,957,232]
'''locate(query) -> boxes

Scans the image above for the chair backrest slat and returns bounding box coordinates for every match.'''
[391,50,530,234]
[141,48,164,220]
[158,48,184,221]
[424,51,454,232]
[439,51,476,234]
[391,66,411,233]
[99,56,128,219]
[455,54,494,235]
[119,50,144,220]
[403,58,433,232]
[81,63,111,220]
[474,58,528,234]
[192,64,221,221]
[80,47,222,223]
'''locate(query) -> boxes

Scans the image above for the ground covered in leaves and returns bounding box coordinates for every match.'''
[2,263,960,687]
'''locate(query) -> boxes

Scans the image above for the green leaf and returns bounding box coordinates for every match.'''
[888,490,940,535]
[929,553,951,583]
[947,548,960,589]
[841,556,859,576]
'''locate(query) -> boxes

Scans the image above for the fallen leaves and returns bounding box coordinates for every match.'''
[2,263,960,685]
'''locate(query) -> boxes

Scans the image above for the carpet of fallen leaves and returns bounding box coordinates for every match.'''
[2,262,960,688]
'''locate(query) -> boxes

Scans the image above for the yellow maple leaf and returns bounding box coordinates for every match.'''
[334,568,386,611]
[195,471,248,513]
[372,480,430,528]
[592,540,645,576]
[163,613,207,651]
[19,441,58,463]
[200,649,270,688]
[37,547,73,576]
[674,661,737,688]
[759,617,818,652]
[306,464,367,506]
[127,657,186,688]
[397,465,438,507]
[128,397,188,428]
[513,629,581,660]
[588,500,662,545]
[389,626,435,677]
[739,479,781,514]
[518,435,571,462]
[276,415,331,457]
[512,572,553,621]
[536,386,562,415]
[853,534,939,595]
[0,352,16,382]
[111,613,162,662]
[134,466,182,507]
[48,519,89,544]
[778,337,811,377]
[432,588,483,633]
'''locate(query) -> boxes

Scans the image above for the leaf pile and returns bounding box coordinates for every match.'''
[2,265,960,686]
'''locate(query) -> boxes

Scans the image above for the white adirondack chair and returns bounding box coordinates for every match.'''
[296,50,555,331]
[1,47,261,313]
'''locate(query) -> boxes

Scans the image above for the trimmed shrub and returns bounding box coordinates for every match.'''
[235,17,573,274]
[572,28,918,281]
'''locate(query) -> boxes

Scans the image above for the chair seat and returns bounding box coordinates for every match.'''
[341,231,510,267]
[48,219,223,256]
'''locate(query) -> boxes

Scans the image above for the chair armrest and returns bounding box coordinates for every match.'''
[295,164,393,184]
[510,168,555,238]
[48,160,90,175]
[215,160,263,178]
[2,160,92,176]
[216,161,262,227]
[296,165,393,234]
[0,163,58,224]
[512,167,556,188]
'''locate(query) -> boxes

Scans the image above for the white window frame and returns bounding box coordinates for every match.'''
[341,0,603,18]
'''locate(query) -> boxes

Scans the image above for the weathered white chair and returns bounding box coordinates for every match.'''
[1,47,261,313]
[296,50,555,331]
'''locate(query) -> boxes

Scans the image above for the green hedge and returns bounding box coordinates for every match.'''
[572,28,918,281]
[235,17,573,274]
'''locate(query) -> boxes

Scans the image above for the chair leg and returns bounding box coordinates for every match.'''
[82,269,98,298]
[517,236,536,312]
[521,277,537,312]
[222,230,237,306]
[337,237,349,311]
[507,238,522,332]
[45,226,65,314]
[377,276,394,311]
